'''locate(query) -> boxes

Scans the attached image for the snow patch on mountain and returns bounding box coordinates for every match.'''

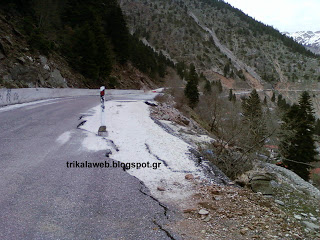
[284,31,320,54]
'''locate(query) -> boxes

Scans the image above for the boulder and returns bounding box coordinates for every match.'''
[157,186,165,191]
[181,118,190,125]
[302,221,320,231]
[198,209,209,215]
[250,180,273,195]
[185,174,194,180]
[274,200,285,206]
[10,64,29,80]
[240,227,249,235]
[162,114,170,120]
[310,217,317,222]
[294,214,302,220]
[17,57,25,64]
[183,208,197,213]
[250,172,277,195]
[50,69,67,87]
[39,55,48,65]
[202,215,211,222]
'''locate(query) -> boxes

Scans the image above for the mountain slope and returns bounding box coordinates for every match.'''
[284,31,320,55]
[120,0,320,89]
[0,0,173,89]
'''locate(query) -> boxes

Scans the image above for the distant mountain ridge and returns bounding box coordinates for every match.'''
[284,31,320,55]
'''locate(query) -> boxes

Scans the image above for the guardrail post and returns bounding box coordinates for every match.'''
[98,86,108,136]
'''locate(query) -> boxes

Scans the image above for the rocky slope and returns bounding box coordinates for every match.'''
[0,1,170,90]
[149,94,320,239]
[0,15,82,88]
[284,31,320,55]
[0,14,158,90]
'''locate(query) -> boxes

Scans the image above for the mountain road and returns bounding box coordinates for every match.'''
[0,93,178,240]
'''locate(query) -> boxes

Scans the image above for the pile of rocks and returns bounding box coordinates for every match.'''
[168,179,320,239]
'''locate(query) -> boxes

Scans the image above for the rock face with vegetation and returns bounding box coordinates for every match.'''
[0,0,174,89]
[120,0,320,88]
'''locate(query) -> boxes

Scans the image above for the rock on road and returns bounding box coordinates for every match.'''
[0,94,178,240]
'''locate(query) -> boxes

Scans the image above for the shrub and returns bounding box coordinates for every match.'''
[108,76,119,89]
[200,144,253,180]
[310,172,320,189]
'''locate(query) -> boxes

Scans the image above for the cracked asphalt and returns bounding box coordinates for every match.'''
[0,95,179,240]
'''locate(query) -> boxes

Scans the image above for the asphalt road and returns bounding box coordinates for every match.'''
[0,95,178,240]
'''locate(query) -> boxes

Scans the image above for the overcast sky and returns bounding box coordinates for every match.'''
[224,0,320,32]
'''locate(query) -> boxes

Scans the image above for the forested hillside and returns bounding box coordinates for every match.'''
[0,0,173,88]
[120,0,320,89]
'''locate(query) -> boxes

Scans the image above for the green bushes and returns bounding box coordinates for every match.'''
[28,30,53,55]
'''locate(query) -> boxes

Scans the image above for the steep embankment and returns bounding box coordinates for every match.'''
[0,1,173,90]
[0,15,84,88]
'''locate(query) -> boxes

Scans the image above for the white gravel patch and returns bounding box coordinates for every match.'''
[80,100,206,205]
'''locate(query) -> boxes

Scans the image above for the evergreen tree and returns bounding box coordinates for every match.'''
[217,80,223,93]
[228,89,233,101]
[232,93,236,103]
[96,33,113,82]
[223,63,230,77]
[184,64,199,108]
[242,89,266,148]
[176,61,186,79]
[271,92,276,102]
[263,96,267,105]
[279,91,317,180]
[277,94,289,109]
[204,80,212,94]
[105,4,129,64]
[158,62,166,78]
[315,119,320,136]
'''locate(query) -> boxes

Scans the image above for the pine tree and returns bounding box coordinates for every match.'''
[184,64,199,109]
[315,119,320,136]
[279,91,317,180]
[217,80,223,93]
[232,93,236,103]
[263,96,267,105]
[204,80,212,94]
[277,94,289,109]
[228,89,233,101]
[106,5,129,64]
[176,61,186,79]
[242,89,266,148]
[271,92,276,102]
[223,63,230,77]
[96,32,113,82]
[158,62,166,78]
